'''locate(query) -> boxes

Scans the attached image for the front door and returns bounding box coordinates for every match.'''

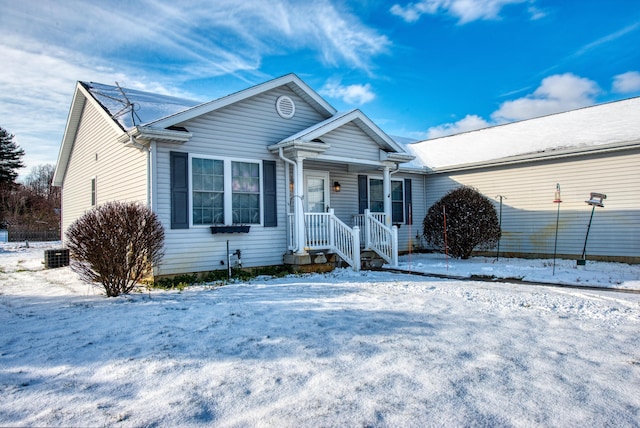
[304,171,329,213]
[304,171,330,247]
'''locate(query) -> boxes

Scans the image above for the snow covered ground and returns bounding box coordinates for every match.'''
[1,242,639,427]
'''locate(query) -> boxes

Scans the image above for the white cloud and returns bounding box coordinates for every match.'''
[426,115,490,139]
[612,71,640,94]
[491,73,599,122]
[390,0,529,24]
[0,0,390,176]
[319,81,376,105]
[426,73,600,138]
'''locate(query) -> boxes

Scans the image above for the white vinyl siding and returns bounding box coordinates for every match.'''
[61,101,147,239]
[320,122,381,162]
[425,148,640,262]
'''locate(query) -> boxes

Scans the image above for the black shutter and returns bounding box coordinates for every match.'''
[263,160,277,227]
[170,151,189,229]
[404,178,412,225]
[358,175,368,214]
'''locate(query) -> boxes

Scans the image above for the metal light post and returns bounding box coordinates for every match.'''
[552,184,562,275]
[578,192,606,267]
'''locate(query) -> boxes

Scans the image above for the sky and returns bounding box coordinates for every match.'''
[2,0,640,178]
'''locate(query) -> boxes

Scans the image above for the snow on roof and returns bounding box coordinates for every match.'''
[83,82,201,130]
[409,97,640,170]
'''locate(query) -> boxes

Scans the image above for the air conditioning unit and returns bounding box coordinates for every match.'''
[44,249,70,269]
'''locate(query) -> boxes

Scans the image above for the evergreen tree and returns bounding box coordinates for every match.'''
[0,126,25,186]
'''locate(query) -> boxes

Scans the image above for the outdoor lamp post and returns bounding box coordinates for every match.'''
[578,192,606,266]
[552,184,562,275]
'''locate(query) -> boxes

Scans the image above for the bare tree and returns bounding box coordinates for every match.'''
[66,201,165,297]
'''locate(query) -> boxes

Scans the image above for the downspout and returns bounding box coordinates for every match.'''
[278,147,298,252]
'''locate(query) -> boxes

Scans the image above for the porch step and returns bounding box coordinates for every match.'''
[283,251,340,273]
[360,250,385,270]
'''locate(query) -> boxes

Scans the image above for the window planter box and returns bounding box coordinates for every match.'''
[210,225,251,234]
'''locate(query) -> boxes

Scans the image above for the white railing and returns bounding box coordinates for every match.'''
[304,212,331,249]
[328,215,360,271]
[286,209,397,270]
[352,212,386,247]
[303,210,360,270]
[363,209,398,266]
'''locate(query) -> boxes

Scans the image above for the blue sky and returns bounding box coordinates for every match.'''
[2,0,639,177]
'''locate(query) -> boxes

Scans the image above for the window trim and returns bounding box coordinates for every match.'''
[368,176,405,224]
[188,154,263,227]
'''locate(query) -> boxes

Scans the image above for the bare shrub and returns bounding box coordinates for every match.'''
[66,201,164,297]
[423,186,501,259]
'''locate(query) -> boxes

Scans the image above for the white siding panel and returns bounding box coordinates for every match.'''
[61,101,147,240]
[425,149,640,262]
[321,123,381,162]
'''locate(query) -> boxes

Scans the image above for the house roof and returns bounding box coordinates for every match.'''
[409,96,640,171]
[53,74,339,186]
[83,82,201,130]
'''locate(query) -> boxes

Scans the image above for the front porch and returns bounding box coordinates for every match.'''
[266,108,415,272]
[285,209,398,271]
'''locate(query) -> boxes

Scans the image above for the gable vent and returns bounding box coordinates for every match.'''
[276,95,295,119]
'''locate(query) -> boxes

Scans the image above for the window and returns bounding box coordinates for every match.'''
[232,161,260,224]
[192,158,224,225]
[90,177,96,206]
[391,181,404,223]
[369,178,404,223]
[190,156,261,226]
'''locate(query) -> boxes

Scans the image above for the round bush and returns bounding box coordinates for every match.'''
[65,201,164,297]
[423,186,501,259]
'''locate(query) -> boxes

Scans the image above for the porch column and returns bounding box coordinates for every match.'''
[383,166,392,227]
[294,155,307,255]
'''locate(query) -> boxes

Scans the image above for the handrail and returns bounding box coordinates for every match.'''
[364,209,398,266]
[289,210,397,270]
[302,210,360,271]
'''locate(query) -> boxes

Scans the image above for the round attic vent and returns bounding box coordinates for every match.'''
[276,95,295,119]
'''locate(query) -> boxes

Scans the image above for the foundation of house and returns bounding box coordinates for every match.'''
[283,250,386,272]
[283,251,342,273]
[360,250,385,269]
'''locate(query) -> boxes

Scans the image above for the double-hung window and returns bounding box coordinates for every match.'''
[369,178,405,223]
[192,158,224,225]
[231,161,260,224]
[190,156,261,226]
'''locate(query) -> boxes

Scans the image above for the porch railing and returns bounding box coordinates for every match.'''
[363,209,398,266]
[352,212,386,246]
[304,210,360,270]
[286,209,397,270]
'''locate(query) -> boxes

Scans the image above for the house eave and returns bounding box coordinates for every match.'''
[380,150,415,164]
[267,140,330,157]
[117,126,192,146]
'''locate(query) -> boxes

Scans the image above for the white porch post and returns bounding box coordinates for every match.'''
[383,166,392,227]
[294,155,307,255]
